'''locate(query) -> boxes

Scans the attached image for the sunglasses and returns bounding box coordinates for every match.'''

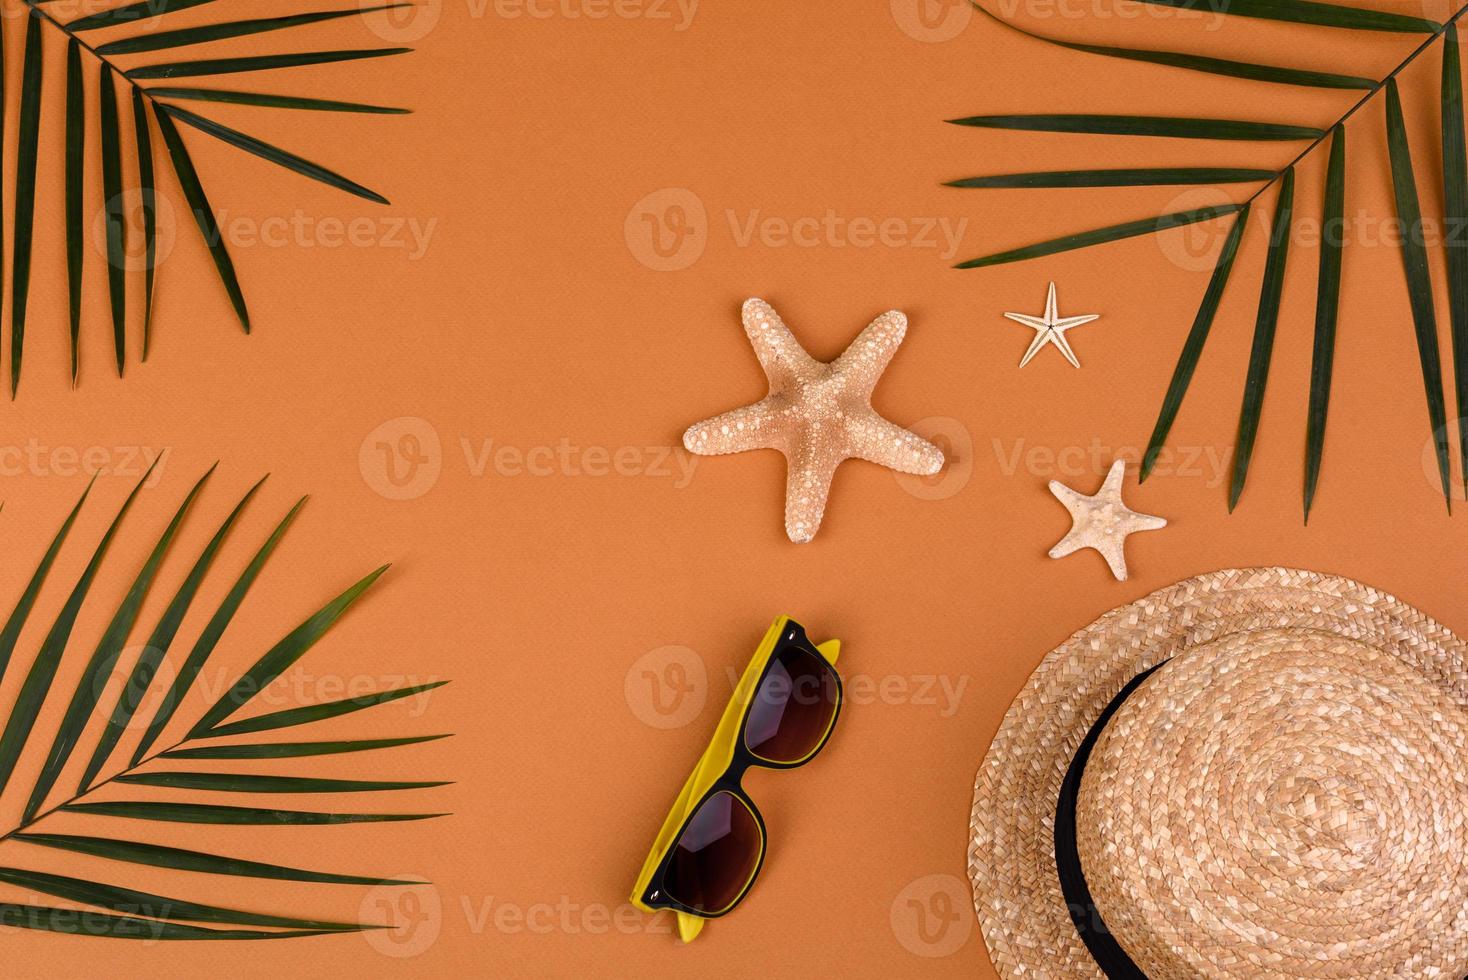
[631,616,843,942]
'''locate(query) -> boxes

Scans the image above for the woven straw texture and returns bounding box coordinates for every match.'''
[968,568,1468,979]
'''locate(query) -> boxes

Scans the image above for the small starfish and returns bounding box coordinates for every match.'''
[1048,459,1166,581]
[1003,282,1099,368]
[683,298,945,543]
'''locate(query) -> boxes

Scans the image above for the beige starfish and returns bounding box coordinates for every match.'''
[683,298,945,543]
[1048,459,1166,581]
[1003,282,1099,368]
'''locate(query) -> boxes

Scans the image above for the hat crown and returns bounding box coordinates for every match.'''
[1075,629,1468,978]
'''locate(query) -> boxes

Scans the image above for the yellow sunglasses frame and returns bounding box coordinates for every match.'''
[630,616,842,943]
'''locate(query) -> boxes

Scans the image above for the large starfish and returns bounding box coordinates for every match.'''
[683,299,945,543]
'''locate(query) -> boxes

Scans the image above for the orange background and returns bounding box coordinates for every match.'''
[0,0,1465,976]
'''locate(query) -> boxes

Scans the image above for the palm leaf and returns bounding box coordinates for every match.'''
[127,48,411,80]
[1128,0,1439,32]
[1229,167,1295,510]
[160,105,390,204]
[162,734,451,760]
[61,802,442,825]
[1385,78,1453,511]
[4,0,412,387]
[965,3,1375,89]
[946,168,1275,189]
[10,10,42,397]
[132,87,158,357]
[100,65,127,375]
[147,87,409,114]
[65,0,224,32]
[1444,25,1468,498]
[131,496,306,764]
[188,566,390,735]
[0,867,362,931]
[154,107,250,331]
[1304,127,1346,520]
[25,464,213,822]
[98,5,409,55]
[1140,205,1251,480]
[955,205,1242,269]
[65,39,84,382]
[80,476,265,792]
[946,114,1322,141]
[0,903,335,940]
[0,469,448,939]
[14,834,421,886]
[203,681,450,737]
[115,772,448,793]
[948,0,1468,515]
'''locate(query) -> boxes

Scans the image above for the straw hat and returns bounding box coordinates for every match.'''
[969,568,1468,979]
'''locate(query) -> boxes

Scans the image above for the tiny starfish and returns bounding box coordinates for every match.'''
[683,298,945,543]
[1003,282,1099,368]
[1048,459,1166,581]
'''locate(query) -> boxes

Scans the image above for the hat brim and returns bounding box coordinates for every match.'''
[968,567,1468,979]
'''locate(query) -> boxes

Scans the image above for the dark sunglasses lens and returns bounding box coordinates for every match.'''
[664,791,762,915]
[745,644,838,764]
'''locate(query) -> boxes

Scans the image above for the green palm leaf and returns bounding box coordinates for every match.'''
[81,477,265,792]
[100,65,127,375]
[160,105,389,204]
[1304,128,1346,520]
[0,469,447,939]
[203,681,449,737]
[966,3,1375,89]
[946,114,1323,141]
[0,463,157,800]
[10,10,42,397]
[946,168,1275,189]
[0,867,362,931]
[188,566,389,735]
[1140,205,1251,481]
[127,48,411,80]
[154,106,250,331]
[1444,25,1468,498]
[132,87,158,356]
[65,0,223,32]
[1229,167,1295,510]
[14,834,421,886]
[5,0,411,386]
[1385,78,1453,511]
[956,205,1242,269]
[163,735,451,760]
[25,464,212,822]
[0,903,335,940]
[147,87,409,114]
[132,496,306,763]
[1129,0,1439,32]
[65,39,84,382]
[61,802,443,825]
[115,772,448,793]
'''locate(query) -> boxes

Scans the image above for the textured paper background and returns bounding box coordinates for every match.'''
[0,0,1464,976]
